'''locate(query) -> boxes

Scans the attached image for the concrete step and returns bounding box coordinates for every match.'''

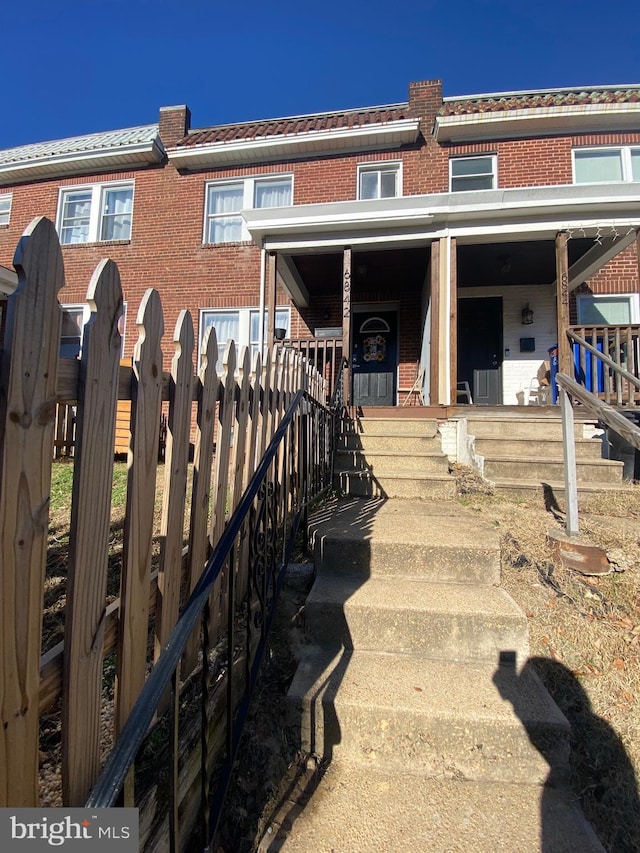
[335,448,450,474]
[334,469,457,500]
[310,498,501,584]
[491,478,634,503]
[269,764,605,853]
[474,435,605,460]
[484,456,623,484]
[342,417,438,437]
[288,648,569,784]
[338,432,443,452]
[467,416,595,440]
[305,575,530,664]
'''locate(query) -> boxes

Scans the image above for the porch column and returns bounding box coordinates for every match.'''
[266,251,277,345]
[636,230,640,294]
[342,247,352,405]
[449,237,458,405]
[555,232,571,377]
[429,237,453,406]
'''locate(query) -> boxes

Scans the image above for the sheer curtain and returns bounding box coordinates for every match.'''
[254,179,292,209]
[207,184,244,243]
[202,311,240,372]
[101,187,133,241]
[61,190,92,244]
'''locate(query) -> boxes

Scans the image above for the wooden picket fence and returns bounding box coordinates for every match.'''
[0,217,327,813]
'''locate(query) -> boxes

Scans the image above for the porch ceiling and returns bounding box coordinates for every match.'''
[287,238,597,299]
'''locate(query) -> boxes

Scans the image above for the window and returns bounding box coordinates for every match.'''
[60,302,126,357]
[57,182,134,244]
[357,163,401,200]
[204,176,292,244]
[576,294,639,325]
[0,193,12,226]
[60,305,87,358]
[450,156,496,192]
[200,307,291,370]
[573,147,640,184]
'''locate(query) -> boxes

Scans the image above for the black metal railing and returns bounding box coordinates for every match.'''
[86,389,334,851]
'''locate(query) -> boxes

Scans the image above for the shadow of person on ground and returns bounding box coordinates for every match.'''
[495,652,640,853]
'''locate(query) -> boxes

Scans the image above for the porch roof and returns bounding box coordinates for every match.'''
[243,183,640,250]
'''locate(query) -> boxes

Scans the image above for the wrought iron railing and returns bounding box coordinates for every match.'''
[86,389,334,851]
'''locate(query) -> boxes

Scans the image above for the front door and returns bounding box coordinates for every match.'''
[352,310,398,407]
[458,297,503,405]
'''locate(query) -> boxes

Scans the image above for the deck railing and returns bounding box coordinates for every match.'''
[568,324,640,408]
[284,336,343,403]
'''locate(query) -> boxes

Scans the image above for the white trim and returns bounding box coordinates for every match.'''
[169,120,420,169]
[244,183,640,250]
[572,144,640,184]
[203,174,293,244]
[56,180,135,245]
[0,264,18,295]
[449,154,497,192]
[0,192,12,226]
[0,140,164,185]
[356,160,402,200]
[435,102,640,143]
[576,292,640,324]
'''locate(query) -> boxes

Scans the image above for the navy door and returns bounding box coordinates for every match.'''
[352,311,398,407]
[458,297,503,405]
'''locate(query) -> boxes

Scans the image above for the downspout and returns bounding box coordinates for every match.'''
[258,244,266,356]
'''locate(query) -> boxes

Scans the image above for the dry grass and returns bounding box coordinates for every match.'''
[455,467,640,853]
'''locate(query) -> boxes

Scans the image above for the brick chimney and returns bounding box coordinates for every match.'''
[159,105,191,147]
[408,80,443,123]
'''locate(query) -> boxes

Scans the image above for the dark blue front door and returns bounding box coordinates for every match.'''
[352,311,398,406]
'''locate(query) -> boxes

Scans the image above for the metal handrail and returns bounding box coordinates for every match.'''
[556,373,640,451]
[86,388,334,850]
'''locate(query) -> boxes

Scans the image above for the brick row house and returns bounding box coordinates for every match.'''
[1,79,639,407]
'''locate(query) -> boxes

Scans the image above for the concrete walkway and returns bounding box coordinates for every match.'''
[263,497,604,852]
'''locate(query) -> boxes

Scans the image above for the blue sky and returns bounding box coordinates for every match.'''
[3,0,639,149]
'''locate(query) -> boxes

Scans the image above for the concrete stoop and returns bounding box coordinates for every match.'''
[465,411,626,501]
[334,417,457,499]
[273,497,604,852]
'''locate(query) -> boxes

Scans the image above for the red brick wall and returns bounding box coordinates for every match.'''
[1,91,638,371]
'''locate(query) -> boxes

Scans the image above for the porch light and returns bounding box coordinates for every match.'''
[521,304,534,325]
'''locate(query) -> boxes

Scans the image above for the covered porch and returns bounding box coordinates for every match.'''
[245,185,640,409]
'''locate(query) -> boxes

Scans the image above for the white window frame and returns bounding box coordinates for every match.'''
[60,304,89,358]
[572,146,640,184]
[449,155,497,192]
[576,293,640,325]
[56,181,135,245]
[356,162,402,200]
[0,192,12,226]
[203,175,293,245]
[199,306,291,369]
